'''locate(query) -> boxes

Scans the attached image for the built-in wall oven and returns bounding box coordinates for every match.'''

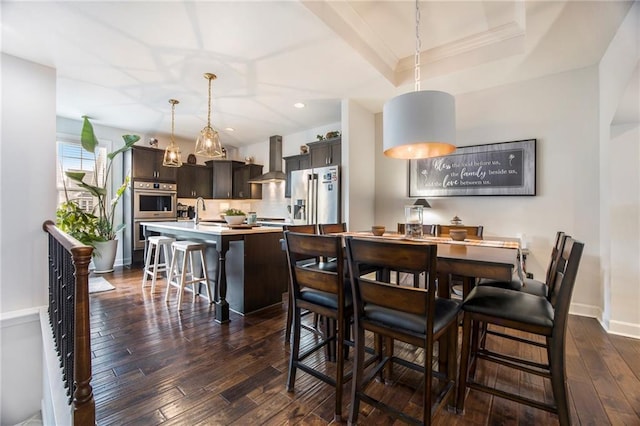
[132,180,177,250]
[133,180,177,219]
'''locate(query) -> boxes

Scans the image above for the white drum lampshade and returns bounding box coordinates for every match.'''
[383,90,456,159]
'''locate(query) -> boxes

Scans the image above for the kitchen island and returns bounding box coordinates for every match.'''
[142,221,287,323]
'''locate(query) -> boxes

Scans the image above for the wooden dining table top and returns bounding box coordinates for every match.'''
[338,231,519,298]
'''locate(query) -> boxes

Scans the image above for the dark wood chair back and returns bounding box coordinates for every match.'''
[283,224,317,234]
[319,223,347,234]
[397,223,435,236]
[435,224,484,238]
[543,231,567,294]
[346,238,437,324]
[285,232,345,300]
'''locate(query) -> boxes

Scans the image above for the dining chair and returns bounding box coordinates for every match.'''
[393,224,435,287]
[283,231,351,422]
[345,236,460,425]
[456,237,584,426]
[319,222,347,234]
[397,223,435,236]
[478,231,567,297]
[282,224,324,342]
[436,224,484,296]
[435,224,484,238]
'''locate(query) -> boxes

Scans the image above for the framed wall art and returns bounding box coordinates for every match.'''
[408,139,536,197]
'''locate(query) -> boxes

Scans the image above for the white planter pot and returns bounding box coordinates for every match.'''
[92,239,118,273]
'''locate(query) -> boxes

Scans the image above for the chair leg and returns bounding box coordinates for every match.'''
[151,243,160,292]
[548,336,571,426]
[285,290,293,343]
[423,339,433,426]
[142,243,153,289]
[456,313,473,413]
[286,306,301,392]
[177,251,188,309]
[165,247,177,303]
[348,319,365,425]
[199,249,213,303]
[334,313,345,422]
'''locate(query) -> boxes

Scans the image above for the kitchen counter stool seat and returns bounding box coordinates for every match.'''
[142,236,175,292]
[165,240,213,310]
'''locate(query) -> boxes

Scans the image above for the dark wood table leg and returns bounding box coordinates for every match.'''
[215,240,230,324]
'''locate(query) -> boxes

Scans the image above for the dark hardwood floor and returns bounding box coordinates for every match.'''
[88,266,640,425]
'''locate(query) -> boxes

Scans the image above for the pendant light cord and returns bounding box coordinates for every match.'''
[414,0,421,92]
[207,76,213,128]
[171,100,176,143]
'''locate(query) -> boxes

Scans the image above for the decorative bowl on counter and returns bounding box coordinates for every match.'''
[371,225,386,236]
[449,229,467,241]
[224,215,246,225]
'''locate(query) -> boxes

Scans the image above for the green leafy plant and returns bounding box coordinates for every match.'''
[223,208,246,216]
[58,116,140,242]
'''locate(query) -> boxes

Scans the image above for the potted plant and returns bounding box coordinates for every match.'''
[57,116,140,272]
[222,208,246,225]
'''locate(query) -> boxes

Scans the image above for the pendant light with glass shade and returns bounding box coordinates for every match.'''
[162,99,182,167]
[195,72,224,158]
[383,0,456,159]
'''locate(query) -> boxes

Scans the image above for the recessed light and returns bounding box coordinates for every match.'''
[293,102,305,109]
[225,127,235,132]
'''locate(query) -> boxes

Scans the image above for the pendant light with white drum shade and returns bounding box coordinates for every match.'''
[383,0,456,159]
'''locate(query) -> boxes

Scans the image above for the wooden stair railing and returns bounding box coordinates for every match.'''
[42,220,95,426]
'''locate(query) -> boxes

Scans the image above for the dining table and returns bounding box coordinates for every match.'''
[337,231,522,299]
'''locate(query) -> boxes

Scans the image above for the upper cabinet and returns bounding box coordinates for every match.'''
[233,164,263,199]
[131,146,178,182]
[208,160,242,199]
[177,164,212,199]
[283,154,310,198]
[308,137,341,168]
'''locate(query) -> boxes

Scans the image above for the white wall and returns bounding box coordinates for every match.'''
[342,99,376,231]
[1,54,57,424]
[599,1,640,337]
[375,65,603,315]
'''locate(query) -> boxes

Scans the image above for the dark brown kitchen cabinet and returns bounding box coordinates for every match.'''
[283,154,310,198]
[206,160,244,199]
[177,164,212,198]
[233,164,263,199]
[308,137,341,168]
[131,146,178,182]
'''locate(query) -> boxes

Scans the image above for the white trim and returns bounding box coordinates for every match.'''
[0,307,41,327]
[39,307,72,426]
[607,320,640,340]
[569,302,603,320]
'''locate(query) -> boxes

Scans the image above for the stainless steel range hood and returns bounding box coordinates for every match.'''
[248,135,286,183]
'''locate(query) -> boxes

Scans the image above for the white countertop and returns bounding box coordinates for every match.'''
[141,221,284,235]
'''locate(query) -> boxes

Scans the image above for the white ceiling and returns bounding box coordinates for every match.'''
[1,1,635,147]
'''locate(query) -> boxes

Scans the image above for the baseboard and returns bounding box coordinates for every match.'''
[606,319,640,339]
[39,308,72,426]
[569,302,602,320]
[570,303,640,340]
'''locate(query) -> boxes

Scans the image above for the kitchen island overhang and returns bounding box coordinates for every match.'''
[142,221,287,323]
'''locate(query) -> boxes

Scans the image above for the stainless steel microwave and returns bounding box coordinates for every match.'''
[133,181,177,219]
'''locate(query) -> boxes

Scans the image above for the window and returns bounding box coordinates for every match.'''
[57,140,108,213]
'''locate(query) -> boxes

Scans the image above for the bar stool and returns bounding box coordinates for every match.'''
[165,241,213,310]
[142,236,175,292]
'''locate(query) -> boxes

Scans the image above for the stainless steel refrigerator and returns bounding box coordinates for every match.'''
[289,165,340,225]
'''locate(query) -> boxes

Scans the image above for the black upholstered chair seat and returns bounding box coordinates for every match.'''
[300,286,352,309]
[364,298,460,335]
[477,277,548,297]
[462,286,554,333]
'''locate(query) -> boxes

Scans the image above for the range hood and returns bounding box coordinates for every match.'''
[248,135,286,183]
